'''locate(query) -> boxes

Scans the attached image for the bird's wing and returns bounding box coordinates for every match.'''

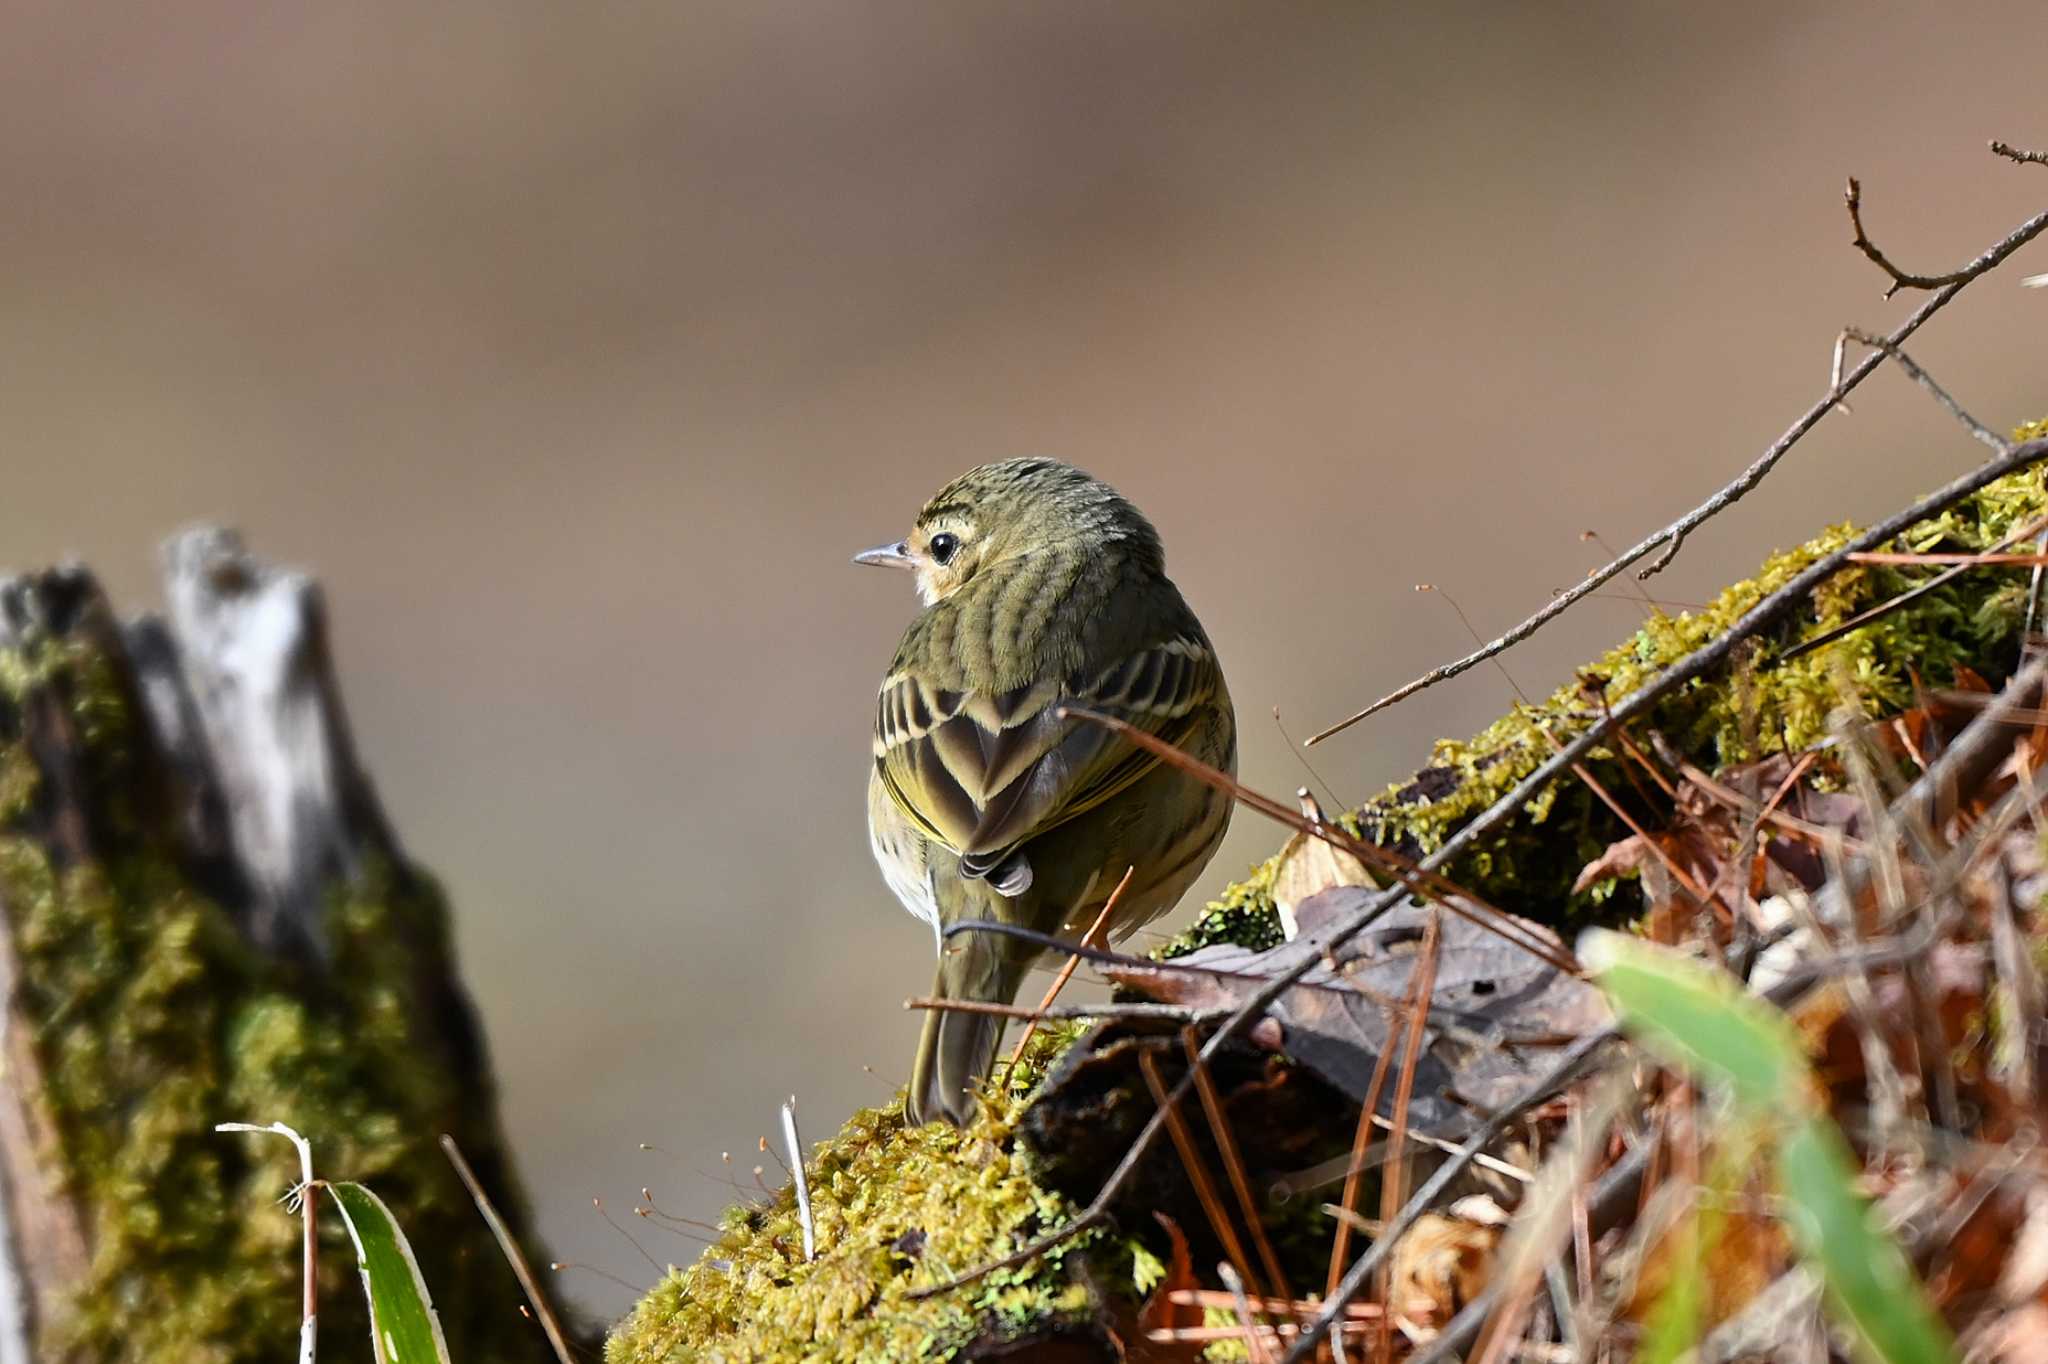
[873,633,1223,867]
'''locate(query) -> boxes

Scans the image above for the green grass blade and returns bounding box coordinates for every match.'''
[326,1180,454,1364]
[1582,931,1956,1364]
[1778,1120,1955,1364]
[1578,928,1809,1109]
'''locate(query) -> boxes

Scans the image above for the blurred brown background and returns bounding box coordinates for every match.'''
[4,0,2044,1324]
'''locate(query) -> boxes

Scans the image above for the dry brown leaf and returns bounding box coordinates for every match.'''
[1270,821,1376,941]
[1111,890,1601,1135]
[1385,1211,1497,1327]
[1626,1201,1790,1332]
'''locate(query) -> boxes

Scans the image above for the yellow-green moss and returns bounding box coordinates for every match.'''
[616,429,2048,1359]
[0,634,546,1364]
[1170,456,2048,942]
[606,1025,1151,1364]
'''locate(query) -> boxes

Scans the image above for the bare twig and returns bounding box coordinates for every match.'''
[1836,328,2013,453]
[1183,1027,1296,1306]
[1991,140,2048,168]
[1004,866,1131,1077]
[441,1136,575,1364]
[1323,921,1423,1314]
[1372,910,1441,1362]
[1845,177,1984,298]
[1218,1261,1278,1364]
[1166,1288,1381,1320]
[1054,709,1582,976]
[1137,1051,1270,1315]
[1306,160,2048,747]
[915,435,2048,1309]
[1298,641,2048,1360]
[1272,1126,1533,1195]
[1399,1137,1657,1364]
[1782,512,2048,661]
[1845,550,2048,566]
[928,923,1549,1044]
[908,995,1223,1025]
[1277,1030,1620,1363]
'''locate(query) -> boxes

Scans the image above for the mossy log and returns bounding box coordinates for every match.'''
[610,435,2048,1363]
[0,530,558,1363]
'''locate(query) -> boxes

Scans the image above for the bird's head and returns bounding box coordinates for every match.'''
[853,458,1162,605]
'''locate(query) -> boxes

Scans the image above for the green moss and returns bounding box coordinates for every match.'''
[608,1024,1138,1364]
[614,429,2048,1357]
[1171,459,2048,938]
[0,633,544,1363]
[1156,847,1290,959]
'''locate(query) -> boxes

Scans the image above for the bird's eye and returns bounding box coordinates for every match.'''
[928,533,960,566]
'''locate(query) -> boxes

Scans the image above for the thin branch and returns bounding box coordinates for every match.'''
[936,920,1565,1045]
[1371,909,1442,1360]
[1137,1051,1272,1318]
[1217,1261,1277,1364]
[1991,140,2048,168]
[1306,176,2048,747]
[1781,513,2048,662]
[914,434,2048,1309]
[1280,437,2048,1358]
[1845,177,1980,298]
[1004,866,1132,1078]
[441,1136,576,1364]
[907,995,1222,1024]
[1183,1026,1295,1306]
[1276,1030,1620,1363]
[1849,551,2048,566]
[914,412,2048,1320]
[1837,327,2013,453]
[1398,1137,1657,1364]
[1056,708,1582,976]
[1272,1123,1533,1194]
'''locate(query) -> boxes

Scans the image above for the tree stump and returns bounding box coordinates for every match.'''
[0,530,560,1363]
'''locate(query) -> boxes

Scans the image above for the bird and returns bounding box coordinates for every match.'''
[856,458,1236,1126]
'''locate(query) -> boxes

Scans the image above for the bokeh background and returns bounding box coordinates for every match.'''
[5,0,2044,1326]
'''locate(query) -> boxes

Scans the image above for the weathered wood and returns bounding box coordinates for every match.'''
[0,530,557,1363]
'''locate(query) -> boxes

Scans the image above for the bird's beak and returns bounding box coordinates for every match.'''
[853,540,916,570]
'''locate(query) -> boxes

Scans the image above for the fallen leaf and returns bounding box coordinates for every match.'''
[1109,888,1602,1136]
[1270,818,1377,942]
[1386,1212,1496,1326]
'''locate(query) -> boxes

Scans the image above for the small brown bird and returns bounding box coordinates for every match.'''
[856,458,1236,1125]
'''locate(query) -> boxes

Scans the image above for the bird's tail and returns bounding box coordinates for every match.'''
[907,929,1033,1126]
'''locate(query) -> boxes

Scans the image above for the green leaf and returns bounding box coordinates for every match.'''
[326,1180,454,1364]
[1578,928,1810,1109]
[1778,1120,1955,1364]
